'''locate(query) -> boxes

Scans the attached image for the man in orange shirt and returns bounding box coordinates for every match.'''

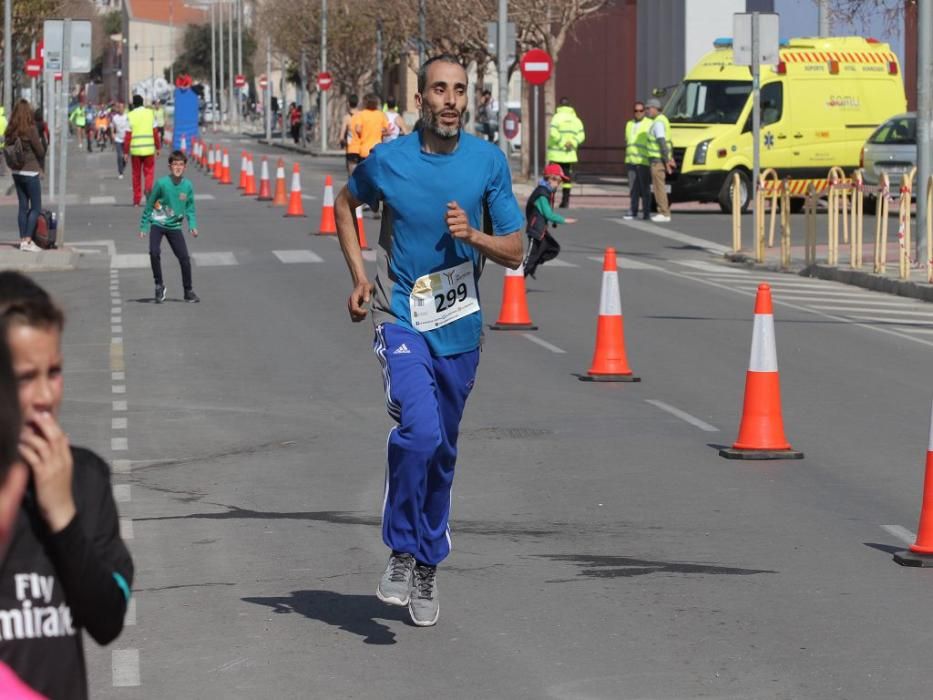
[340,94,361,175]
[351,94,389,161]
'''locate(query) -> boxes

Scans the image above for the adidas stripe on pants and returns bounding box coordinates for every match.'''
[374,323,479,566]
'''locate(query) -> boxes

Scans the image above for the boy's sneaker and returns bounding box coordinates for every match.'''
[377,552,415,606]
[184,290,200,303]
[154,285,167,303]
[409,564,439,627]
[19,239,41,252]
[651,214,671,223]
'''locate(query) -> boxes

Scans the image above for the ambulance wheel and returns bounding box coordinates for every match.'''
[718,169,750,213]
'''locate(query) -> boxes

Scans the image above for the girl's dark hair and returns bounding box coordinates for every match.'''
[0,272,65,332]
[5,100,35,141]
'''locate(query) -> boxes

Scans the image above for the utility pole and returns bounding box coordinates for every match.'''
[210,1,217,126]
[228,0,234,130]
[58,19,72,246]
[265,37,271,142]
[751,12,761,214]
[169,0,175,86]
[321,0,328,152]
[236,0,242,133]
[496,0,508,158]
[3,0,12,119]
[917,0,932,266]
[817,0,830,37]
[375,19,383,97]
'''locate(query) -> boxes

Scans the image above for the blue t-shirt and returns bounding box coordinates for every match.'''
[348,130,523,357]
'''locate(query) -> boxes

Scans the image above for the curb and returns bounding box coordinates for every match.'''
[724,252,933,301]
[0,248,77,272]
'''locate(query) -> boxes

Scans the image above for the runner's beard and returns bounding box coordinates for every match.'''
[421,104,462,139]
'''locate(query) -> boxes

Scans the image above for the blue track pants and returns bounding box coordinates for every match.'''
[374,323,479,566]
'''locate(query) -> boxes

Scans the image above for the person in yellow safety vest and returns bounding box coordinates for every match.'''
[645,96,675,222]
[623,100,653,221]
[152,100,166,144]
[123,94,161,207]
[69,103,87,151]
[545,97,585,209]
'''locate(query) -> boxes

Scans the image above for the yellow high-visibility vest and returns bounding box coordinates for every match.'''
[127,108,156,156]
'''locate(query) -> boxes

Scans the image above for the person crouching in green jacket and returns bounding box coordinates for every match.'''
[138,151,200,304]
[523,163,576,279]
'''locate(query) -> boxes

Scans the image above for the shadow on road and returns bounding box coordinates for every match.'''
[534,553,776,579]
[242,590,410,644]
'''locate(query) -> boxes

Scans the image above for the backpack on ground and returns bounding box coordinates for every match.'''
[32,210,57,249]
[2,136,24,170]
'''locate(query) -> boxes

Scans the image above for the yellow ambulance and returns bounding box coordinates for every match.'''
[663,36,906,212]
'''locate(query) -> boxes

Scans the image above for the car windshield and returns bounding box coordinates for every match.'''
[869,116,915,145]
[666,80,752,124]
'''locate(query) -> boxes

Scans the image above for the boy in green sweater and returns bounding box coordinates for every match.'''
[138,150,200,303]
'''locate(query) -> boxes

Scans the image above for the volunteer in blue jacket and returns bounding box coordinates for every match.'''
[334,54,524,627]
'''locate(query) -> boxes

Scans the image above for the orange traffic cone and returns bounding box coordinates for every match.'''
[202,142,209,170]
[579,248,639,381]
[220,149,232,184]
[242,154,257,196]
[315,175,336,235]
[207,145,215,175]
[894,403,933,566]
[256,157,273,201]
[213,145,223,179]
[180,134,187,154]
[237,151,248,189]
[283,163,306,217]
[489,264,537,330]
[271,159,288,207]
[355,206,370,250]
[719,284,802,459]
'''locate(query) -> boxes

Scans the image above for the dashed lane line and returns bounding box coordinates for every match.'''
[610,218,732,255]
[521,333,567,354]
[586,255,662,270]
[272,249,324,263]
[112,649,140,687]
[645,399,719,432]
[883,524,916,545]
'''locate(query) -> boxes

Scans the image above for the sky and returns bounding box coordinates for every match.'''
[774,0,905,63]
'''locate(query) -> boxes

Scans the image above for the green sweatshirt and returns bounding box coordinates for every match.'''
[139,175,197,234]
[534,191,566,225]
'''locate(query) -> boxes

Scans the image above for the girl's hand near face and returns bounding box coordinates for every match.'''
[19,412,75,533]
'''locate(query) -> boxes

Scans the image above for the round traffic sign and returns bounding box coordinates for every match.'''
[258,74,268,90]
[25,59,42,78]
[317,72,333,91]
[503,111,520,140]
[520,49,552,86]
[234,74,246,88]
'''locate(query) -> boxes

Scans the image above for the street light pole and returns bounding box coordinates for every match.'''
[236,0,242,133]
[496,0,508,158]
[211,1,217,126]
[228,0,234,130]
[817,0,830,37]
[218,1,225,123]
[4,0,12,119]
[321,0,327,152]
[917,0,932,266]
[265,36,271,142]
[169,0,175,86]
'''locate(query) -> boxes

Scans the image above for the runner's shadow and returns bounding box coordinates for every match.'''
[242,590,409,645]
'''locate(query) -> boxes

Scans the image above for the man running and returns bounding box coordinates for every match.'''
[334,54,524,627]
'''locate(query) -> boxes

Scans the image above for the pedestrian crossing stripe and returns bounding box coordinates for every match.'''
[89,195,117,205]
[112,250,327,268]
[273,250,324,263]
[586,255,660,270]
[192,252,237,266]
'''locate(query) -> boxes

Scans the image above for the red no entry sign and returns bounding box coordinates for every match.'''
[25,59,42,78]
[520,49,552,85]
[317,72,333,91]
[258,74,268,90]
[234,74,246,88]
[503,111,520,140]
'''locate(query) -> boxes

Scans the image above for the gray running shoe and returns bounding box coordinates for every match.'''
[409,564,439,627]
[377,553,415,606]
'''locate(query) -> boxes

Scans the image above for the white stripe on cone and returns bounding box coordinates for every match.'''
[276,165,285,179]
[355,205,363,221]
[323,183,335,206]
[290,170,301,191]
[748,314,778,372]
[222,152,229,167]
[598,270,621,316]
[928,400,933,451]
[506,264,524,278]
[260,158,269,181]
[240,154,247,171]
[246,156,254,177]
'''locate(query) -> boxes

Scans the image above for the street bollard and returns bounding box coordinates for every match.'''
[874,172,891,274]
[805,184,817,267]
[898,169,916,281]
[852,170,864,269]
[780,179,792,269]
[731,171,742,254]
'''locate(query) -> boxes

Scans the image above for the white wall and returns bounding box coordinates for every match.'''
[684,0,746,73]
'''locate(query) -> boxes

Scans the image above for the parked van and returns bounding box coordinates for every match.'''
[663,36,906,212]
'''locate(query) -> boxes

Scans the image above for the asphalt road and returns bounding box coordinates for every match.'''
[6,136,933,699]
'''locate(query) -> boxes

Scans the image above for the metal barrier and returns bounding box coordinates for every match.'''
[755,169,789,264]
[731,172,741,254]
[872,172,891,274]
[927,176,933,283]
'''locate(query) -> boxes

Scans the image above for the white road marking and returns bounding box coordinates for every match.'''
[113,459,131,473]
[645,399,719,432]
[111,372,125,382]
[112,254,150,269]
[760,289,909,299]
[610,218,732,254]
[586,255,661,270]
[195,193,215,200]
[125,599,137,626]
[852,315,933,325]
[192,251,237,266]
[112,385,126,394]
[120,518,134,540]
[891,327,933,334]
[521,333,567,354]
[807,300,933,309]
[273,249,324,263]
[113,400,127,411]
[112,417,128,430]
[544,258,579,268]
[113,484,131,502]
[807,306,933,317]
[300,194,318,200]
[90,195,117,205]
[674,260,751,274]
[112,649,140,687]
[112,437,128,451]
[112,325,123,334]
[882,524,916,545]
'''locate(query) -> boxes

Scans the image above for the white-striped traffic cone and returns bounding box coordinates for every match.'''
[719,283,802,459]
[579,247,638,381]
[894,401,933,566]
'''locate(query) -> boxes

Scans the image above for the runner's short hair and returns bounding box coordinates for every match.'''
[168,150,187,164]
[348,94,359,109]
[0,272,65,332]
[417,54,465,94]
